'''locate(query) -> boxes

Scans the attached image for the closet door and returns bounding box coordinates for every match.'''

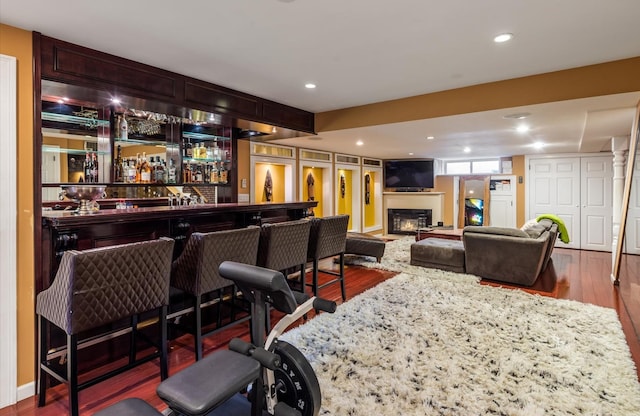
[580,157,613,251]
[529,158,581,249]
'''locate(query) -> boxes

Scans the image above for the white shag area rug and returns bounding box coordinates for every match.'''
[281,271,640,415]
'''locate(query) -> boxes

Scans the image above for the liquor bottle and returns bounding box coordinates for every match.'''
[83,152,92,183]
[114,145,124,182]
[210,162,219,184]
[219,162,228,184]
[119,115,128,140]
[183,161,192,183]
[194,163,203,183]
[127,158,137,184]
[91,153,99,183]
[167,159,177,184]
[135,153,141,183]
[185,138,193,159]
[155,158,166,184]
[140,152,151,183]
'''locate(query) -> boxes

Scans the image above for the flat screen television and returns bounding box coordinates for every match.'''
[384,159,434,190]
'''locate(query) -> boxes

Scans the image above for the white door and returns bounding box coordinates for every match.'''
[489,175,516,228]
[529,157,581,249]
[0,54,17,408]
[580,156,613,251]
[41,145,61,201]
[625,150,640,254]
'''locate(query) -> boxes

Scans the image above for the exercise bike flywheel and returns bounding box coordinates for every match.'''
[272,340,321,416]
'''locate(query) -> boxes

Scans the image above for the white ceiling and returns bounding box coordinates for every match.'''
[2,0,640,160]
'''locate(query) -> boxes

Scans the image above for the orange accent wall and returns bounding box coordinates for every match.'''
[237,139,250,198]
[1,23,35,386]
[433,175,454,226]
[512,155,526,227]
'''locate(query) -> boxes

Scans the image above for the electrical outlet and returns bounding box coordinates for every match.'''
[241,178,247,188]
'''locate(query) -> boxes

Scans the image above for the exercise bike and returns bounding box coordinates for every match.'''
[95,261,336,416]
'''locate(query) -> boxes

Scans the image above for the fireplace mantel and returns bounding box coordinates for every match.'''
[383,192,444,234]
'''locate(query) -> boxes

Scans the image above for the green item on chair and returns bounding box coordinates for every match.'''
[536,214,570,243]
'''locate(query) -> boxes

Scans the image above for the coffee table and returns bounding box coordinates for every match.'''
[415,228,463,241]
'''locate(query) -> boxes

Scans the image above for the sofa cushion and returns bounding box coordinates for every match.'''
[520,219,547,238]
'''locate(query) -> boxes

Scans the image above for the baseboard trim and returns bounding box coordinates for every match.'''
[17,382,34,402]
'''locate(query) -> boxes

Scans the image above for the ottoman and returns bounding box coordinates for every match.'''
[410,238,465,273]
[345,232,386,262]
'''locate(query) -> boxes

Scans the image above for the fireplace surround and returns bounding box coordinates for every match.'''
[388,209,432,235]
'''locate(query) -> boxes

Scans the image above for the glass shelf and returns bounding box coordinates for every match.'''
[42,111,109,128]
[182,131,230,141]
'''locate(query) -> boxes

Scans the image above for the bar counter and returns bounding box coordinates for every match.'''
[39,201,317,293]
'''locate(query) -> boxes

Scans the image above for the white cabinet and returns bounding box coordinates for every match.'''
[489,175,516,228]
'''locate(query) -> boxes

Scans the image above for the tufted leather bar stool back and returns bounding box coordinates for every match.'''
[171,226,260,360]
[36,237,175,416]
[306,215,350,300]
[257,219,311,284]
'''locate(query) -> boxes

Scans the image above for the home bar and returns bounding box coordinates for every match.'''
[34,31,319,397]
[36,33,317,293]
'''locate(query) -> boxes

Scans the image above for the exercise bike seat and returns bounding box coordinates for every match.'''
[156,349,261,416]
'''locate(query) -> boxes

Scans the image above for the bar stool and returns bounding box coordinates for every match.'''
[306,215,350,300]
[36,237,175,416]
[170,226,260,361]
[257,219,312,292]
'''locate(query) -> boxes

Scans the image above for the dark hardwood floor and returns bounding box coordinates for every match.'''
[2,248,639,416]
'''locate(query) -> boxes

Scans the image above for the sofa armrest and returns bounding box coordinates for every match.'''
[463,226,530,238]
[463,229,550,286]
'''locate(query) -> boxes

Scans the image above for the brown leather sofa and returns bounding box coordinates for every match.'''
[462,218,558,286]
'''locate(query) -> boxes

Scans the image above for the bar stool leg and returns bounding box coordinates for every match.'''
[194,294,203,361]
[160,306,168,380]
[68,334,79,416]
[312,259,320,296]
[37,315,48,407]
[339,253,346,301]
[129,315,138,365]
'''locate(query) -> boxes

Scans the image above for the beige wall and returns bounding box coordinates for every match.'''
[0,24,35,387]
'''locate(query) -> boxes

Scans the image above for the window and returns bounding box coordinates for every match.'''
[472,160,500,174]
[445,159,500,175]
[445,161,470,175]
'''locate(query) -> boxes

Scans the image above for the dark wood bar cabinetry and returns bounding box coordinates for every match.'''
[34,31,316,294]
[33,30,319,378]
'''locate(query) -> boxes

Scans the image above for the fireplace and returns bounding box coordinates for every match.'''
[388,209,432,235]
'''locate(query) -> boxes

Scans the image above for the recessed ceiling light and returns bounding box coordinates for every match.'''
[533,141,545,149]
[409,152,414,156]
[463,147,471,153]
[426,136,435,140]
[111,98,121,104]
[494,33,514,43]
[305,83,316,89]
[356,140,363,146]
[516,125,530,133]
